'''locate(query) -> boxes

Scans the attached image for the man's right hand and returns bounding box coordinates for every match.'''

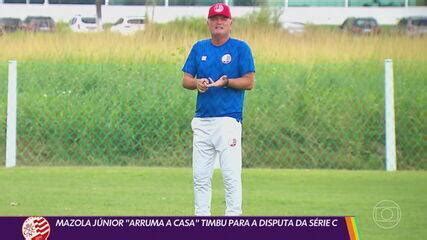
[197,78,209,93]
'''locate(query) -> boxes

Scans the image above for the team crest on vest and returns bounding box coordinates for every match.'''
[214,4,224,12]
[221,54,232,64]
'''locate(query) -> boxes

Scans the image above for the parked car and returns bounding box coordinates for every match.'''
[340,17,380,35]
[110,16,145,35]
[23,16,55,32]
[281,21,305,35]
[0,18,23,34]
[397,16,427,36]
[70,15,101,32]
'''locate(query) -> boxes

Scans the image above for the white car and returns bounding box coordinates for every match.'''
[282,22,305,35]
[70,15,101,32]
[110,17,145,35]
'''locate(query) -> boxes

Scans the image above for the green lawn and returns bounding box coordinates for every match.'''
[0,167,425,239]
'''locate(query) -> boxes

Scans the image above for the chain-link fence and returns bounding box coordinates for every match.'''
[0,60,425,169]
[394,60,426,169]
[11,62,194,166]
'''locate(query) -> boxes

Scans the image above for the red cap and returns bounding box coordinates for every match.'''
[208,3,231,19]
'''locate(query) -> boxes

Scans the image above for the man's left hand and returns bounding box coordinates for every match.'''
[207,75,228,88]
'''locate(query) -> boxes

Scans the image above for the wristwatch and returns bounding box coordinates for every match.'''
[222,76,229,88]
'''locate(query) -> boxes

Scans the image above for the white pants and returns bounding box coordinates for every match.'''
[191,117,242,216]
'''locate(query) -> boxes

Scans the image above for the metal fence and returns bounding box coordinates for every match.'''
[0,62,6,165]
[0,60,425,169]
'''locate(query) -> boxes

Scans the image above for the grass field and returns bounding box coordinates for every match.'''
[0,14,425,240]
[0,167,426,239]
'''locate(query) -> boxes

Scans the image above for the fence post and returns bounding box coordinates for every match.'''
[6,60,17,168]
[385,59,396,171]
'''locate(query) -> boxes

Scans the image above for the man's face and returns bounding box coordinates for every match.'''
[207,15,232,37]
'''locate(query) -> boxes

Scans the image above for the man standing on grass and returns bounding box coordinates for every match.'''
[182,3,255,216]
